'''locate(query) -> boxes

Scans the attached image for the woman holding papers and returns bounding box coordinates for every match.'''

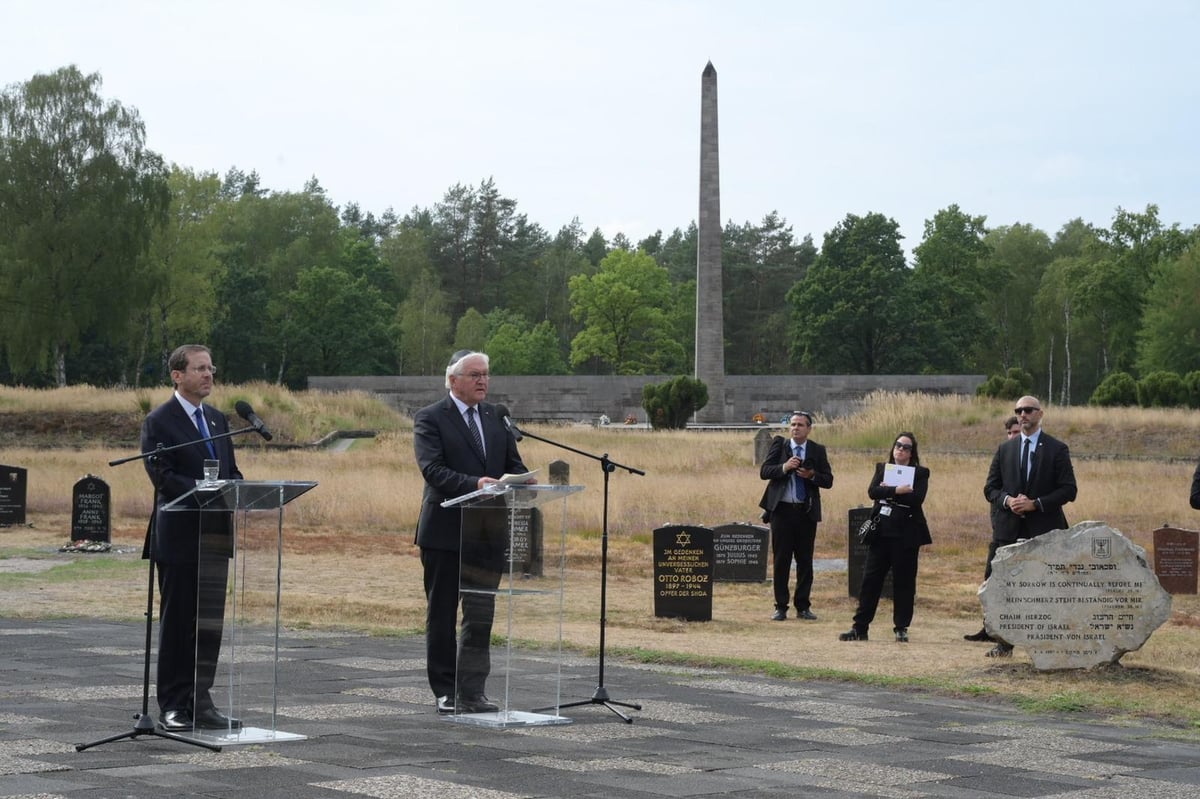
[839,432,932,643]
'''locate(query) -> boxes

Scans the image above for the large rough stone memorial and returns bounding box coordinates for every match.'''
[980,521,1172,670]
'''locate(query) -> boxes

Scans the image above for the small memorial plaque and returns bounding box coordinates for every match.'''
[1153,526,1198,594]
[847,506,892,600]
[980,521,1172,670]
[71,474,111,543]
[653,525,714,621]
[0,464,28,526]
[504,507,544,577]
[711,523,768,582]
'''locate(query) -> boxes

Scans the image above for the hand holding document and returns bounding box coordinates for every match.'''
[883,463,915,488]
[497,469,539,486]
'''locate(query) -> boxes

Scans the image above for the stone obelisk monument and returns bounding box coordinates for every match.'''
[695,61,726,423]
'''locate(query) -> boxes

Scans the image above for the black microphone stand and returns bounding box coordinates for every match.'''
[76,425,258,753]
[518,422,644,723]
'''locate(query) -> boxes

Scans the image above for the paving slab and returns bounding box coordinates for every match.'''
[2,617,1199,798]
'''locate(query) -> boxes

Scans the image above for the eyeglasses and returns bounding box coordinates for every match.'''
[894,442,913,451]
[1014,406,1040,415]
[459,371,490,381]
[188,365,217,375]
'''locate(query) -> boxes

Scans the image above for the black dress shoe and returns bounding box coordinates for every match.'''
[964,627,995,642]
[770,609,787,621]
[436,695,455,714]
[797,609,817,621]
[159,709,193,731]
[838,628,867,641]
[193,707,241,729]
[986,643,1014,658]
[457,694,499,714]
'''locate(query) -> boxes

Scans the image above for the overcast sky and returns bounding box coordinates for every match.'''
[4,1,1198,255]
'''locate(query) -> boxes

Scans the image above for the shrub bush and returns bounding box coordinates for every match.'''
[1137,370,1188,408]
[975,367,1033,400]
[642,375,708,429]
[1089,371,1138,407]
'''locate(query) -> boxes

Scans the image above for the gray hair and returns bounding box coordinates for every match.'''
[444,350,490,390]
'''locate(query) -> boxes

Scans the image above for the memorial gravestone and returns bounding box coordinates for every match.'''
[653,524,714,621]
[504,506,542,577]
[980,521,1172,670]
[847,506,892,600]
[753,428,774,466]
[711,523,769,582]
[71,474,110,543]
[0,464,28,526]
[1152,526,1198,594]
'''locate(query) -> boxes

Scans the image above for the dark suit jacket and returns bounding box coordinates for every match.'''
[867,462,932,547]
[141,396,243,564]
[1191,458,1200,510]
[413,396,528,552]
[983,431,1076,542]
[758,436,833,523]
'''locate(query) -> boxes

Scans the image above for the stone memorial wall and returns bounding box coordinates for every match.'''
[980,521,1172,670]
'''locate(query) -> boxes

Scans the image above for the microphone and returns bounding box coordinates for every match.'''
[495,404,522,441]
[235,400,274,441]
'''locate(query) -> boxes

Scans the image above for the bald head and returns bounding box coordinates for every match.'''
[1013,396,1043,435]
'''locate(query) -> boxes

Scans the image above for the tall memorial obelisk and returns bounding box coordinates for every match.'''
[695,61,726,423]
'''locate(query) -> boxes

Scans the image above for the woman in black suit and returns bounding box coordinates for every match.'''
[839,432,932,643]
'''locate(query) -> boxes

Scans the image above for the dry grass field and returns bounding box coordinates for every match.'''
[2,385,1200,732]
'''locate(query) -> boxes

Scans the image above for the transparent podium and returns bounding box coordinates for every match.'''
[441,483,582,728]
[161,479,317,745]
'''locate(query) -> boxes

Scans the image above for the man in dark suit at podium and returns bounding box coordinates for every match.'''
[413,350,530,714]
[141,344,243,731]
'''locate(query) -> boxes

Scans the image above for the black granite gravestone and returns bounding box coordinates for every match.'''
[504,507,544,577]
[653,524,714,621]
[847,506,892,600]
[711,523,769,582]
[0,464,28,526]
[71,474,110,542]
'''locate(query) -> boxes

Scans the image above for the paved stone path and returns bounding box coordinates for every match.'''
[3,617,1200,798]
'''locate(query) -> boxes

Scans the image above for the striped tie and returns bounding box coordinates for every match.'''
[466,406,485,458]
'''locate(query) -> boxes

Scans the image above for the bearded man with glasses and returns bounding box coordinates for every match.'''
[979,395,1078,657]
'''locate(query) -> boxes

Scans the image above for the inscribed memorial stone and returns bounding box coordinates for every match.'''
[1152,526,1198,594]
[979,521,1171,670]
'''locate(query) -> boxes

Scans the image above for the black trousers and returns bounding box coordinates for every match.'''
[421,511,505,699]
[155,555,229,714]
[852,538,920,633]
[769,502,817,612]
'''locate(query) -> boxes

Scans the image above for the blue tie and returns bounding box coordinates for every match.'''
[195,407,217,459]
[793,445,806,501]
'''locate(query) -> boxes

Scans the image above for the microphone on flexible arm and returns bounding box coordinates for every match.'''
[494,404,522,441]
[234,400,274,441]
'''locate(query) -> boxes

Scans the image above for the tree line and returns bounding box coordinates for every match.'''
[3,66,1199,404]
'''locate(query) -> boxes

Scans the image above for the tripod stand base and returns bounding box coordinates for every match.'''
[554,686,641,724]
[76,712,222,752]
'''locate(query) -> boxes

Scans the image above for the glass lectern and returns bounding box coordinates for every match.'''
[161,479,317,745]
[441,483,581,728]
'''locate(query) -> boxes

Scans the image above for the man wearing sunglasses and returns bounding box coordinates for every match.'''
[981,396,1077,657]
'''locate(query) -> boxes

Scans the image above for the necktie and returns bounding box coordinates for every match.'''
[793,445,806,501]
[1019,437,1030,489]
[466,406,485,459]
[195,407,217,459]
